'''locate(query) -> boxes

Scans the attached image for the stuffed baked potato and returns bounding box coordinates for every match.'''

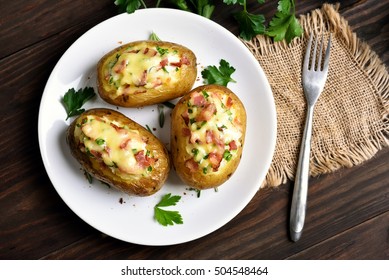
[66,108,170,196]
[97,40,197,107]
[171,85,246,189]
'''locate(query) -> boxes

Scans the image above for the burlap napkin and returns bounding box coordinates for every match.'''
[243,4,389,188]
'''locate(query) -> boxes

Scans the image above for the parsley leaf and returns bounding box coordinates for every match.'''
[168,0,215,18]
[265,0,303,43]
[201,59,236,86]
[62,87,95,120]
[154,193,183,226]
[193,0,215,18]
[114,0,145,14]
[234,10,265,41]
[224,0,266,41]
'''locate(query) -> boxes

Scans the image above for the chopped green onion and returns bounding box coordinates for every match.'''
[158,104,165,128]
[162,101,175,109]
[95,138,105,145]
[156,46,168,56]
[223,150,233,161]
[146,124,153,134]
[149,31,161,41]
[192,148,199,156]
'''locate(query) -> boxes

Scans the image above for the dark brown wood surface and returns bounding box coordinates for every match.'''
[1,0,388,260]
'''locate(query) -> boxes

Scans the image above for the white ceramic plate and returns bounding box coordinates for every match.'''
[38,8,276,246]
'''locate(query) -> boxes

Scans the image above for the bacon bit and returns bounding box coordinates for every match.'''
[226,97,233,107]
[229,140,238,150]
[110,123,121,131]
[205,129,224,147]
[137,70,148,86]
[205,130,213,144]
[192,93,206,107]
[169,56,190,67]
[185,158,199,172]
[125,49,140,54]
[134,150,155,168]
[113,59,127,74]
[182,127,191,137]
[122,84,131,94]
[208,152,222,171]
[120,138,131,149]
[181,110,189,126]
[90,150,102,159]
[152,77,162,88]
[143,48,157,57]
[197,103,216,122]
[104,146,111,155]
[181,56,190,65]
[160,58,168,68]
[94,116,105,123]
[169,61,181,67]
[133,90,147,94]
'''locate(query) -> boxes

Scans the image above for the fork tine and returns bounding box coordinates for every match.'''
[311,35,318,70]
[317,34,324,70]
[303,33,313,71]
[322,34,332,73]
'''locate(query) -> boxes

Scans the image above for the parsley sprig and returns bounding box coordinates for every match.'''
[266,0,303,43]
[201,59,236,86]
[115,0,302,42]
[223,0,266,41]
[154,193,183,226]
[62,87,96,120]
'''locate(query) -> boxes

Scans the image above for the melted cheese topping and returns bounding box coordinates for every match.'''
[103,42,184,96]
[183,89,243,174]
[74,115,153,178]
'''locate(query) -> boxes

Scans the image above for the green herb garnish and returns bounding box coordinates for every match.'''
[223,0,266,41]
[201,59,236,86]
[156,46,169,56]
[114,0,302,42]
[158,104,165,128]
[162,101,176,109]
[145,124,153,134]
[149,31,161,41]
[62,87,95,120]
[95,138,105,145]
[223,150,233,161]
[154,193,183,226]
[266,0,303,43]
[114,0,145,13]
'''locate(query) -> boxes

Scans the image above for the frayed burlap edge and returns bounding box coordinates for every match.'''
[243,4,389,188]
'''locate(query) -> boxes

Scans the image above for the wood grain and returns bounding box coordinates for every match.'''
[0,0,387,260]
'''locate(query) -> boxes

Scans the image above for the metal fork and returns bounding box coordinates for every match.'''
[290,32,331,242]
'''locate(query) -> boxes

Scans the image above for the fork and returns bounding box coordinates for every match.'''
[290,32,331,242]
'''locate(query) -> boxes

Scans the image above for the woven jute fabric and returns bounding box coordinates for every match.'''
[243,4,389,188]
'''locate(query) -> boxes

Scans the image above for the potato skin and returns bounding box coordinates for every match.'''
[171,85,246,189]
[66,108,170,196]
[97,40,197,107]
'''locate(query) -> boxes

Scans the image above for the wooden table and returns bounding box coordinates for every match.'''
[1,0,388,260]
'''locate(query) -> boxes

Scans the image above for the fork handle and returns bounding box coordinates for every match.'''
[290,105,314,242]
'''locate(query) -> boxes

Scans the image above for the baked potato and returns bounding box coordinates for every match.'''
[66,108,170,196]
[97,40,197,107]
[171,85,246,189]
